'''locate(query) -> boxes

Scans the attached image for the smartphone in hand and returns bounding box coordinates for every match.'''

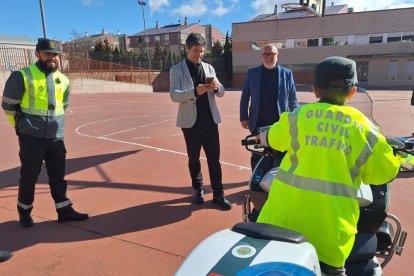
[205,77,214,84]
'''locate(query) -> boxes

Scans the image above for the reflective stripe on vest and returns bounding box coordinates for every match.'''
[349,130,379,183]
[277,107,378,199]
[19,64,67,116]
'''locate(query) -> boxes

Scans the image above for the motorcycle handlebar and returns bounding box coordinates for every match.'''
[241,139,257,146]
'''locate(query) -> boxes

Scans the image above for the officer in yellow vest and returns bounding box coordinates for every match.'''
[256,56,400,275]
[2,38,88,227]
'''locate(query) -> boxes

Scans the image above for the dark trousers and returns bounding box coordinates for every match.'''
[251,150,285,172]
[17,134,71,214]
[320,262,347,276]
[182,125,223,197]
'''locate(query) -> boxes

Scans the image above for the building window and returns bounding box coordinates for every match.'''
[273,40,285,49]
[369,36,383,44]
[164,34,169,45]
[251,41,261,51]
[307,38,319,47]
[154,36,160,42]
[295,39,307,48]
[322,37,334,46]
[387,32,402,43]
[250,40,285,50]
[389,61,398,81]
[407,60,414,81]
[334,36,347,46]
[402,35,414,42]
[387,36,401,43]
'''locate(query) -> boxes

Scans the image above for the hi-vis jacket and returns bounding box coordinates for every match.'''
[1,62,69,139]
[257,101,400,268]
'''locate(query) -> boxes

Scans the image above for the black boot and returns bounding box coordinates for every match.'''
[19,213,34,228]
[0,251,13,262]
[58,207,89,222]
[194,188,205,204]
[213,194,232,210]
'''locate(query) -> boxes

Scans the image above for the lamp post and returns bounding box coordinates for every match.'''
[38,0,48,38]
[137,1,151,69]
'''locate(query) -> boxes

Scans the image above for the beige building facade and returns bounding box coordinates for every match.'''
[232,6,414,88]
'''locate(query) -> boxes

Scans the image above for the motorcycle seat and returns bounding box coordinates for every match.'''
[232,222,308,244]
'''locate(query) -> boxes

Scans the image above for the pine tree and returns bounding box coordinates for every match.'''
[223,31,233,75]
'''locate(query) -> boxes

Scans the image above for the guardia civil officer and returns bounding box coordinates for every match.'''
[256,56,400,275]
[1,38,89,227]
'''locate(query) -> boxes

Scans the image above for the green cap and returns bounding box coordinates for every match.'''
[36,38,62,54]
[314,56,358,92]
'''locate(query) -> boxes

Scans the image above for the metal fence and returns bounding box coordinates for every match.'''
[0,46,229,86]
[0,46,37,71]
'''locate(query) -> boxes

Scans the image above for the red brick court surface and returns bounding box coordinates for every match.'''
[0,90,413,275]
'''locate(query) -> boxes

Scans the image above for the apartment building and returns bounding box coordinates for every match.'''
[62,30,130,55]
[232,5,414,88]
[129,17,225,59]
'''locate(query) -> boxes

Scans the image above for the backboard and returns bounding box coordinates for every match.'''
[299,0,326,17]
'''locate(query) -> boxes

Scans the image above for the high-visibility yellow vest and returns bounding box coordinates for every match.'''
[257,102,400,267]
[19,64,69,117]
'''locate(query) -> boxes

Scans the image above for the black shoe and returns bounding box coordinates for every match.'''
[19,213,34,228]
[58,207,89,222]
[194,188,205,204]
[0,251,13,263]
[213,195,232,210]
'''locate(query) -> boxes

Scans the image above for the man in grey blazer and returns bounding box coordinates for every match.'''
[170,33,232,210]
[240,44,298,171]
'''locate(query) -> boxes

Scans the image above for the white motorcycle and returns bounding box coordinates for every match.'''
[175,89,410,276]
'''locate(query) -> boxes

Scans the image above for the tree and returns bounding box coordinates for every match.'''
[103,38,112,53]
[153,42,163,69]
[211,40,224,57]
[94,39,105,52]
[223,31,233,75]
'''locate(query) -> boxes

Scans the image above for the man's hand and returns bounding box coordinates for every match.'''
[241,120,249,129]
[196,84,210,96]
[196,77,221,96]
[210,78,220,92]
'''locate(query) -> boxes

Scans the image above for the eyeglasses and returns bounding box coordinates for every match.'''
[262,53,278,57]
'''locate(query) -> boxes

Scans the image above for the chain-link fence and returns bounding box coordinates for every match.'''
[0,46,231,87]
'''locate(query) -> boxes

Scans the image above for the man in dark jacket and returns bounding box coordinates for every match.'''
[240,43,298,170]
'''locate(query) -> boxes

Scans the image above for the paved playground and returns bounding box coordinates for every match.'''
[0,89,413,275]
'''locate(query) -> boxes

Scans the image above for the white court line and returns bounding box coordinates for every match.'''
[139,119,174,128]
[75,115,250,171]
[98,118,175,138]
[99,127,137,138]
[70,100,172,109]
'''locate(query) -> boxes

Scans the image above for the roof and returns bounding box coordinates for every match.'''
[249,4,349,22]
[130,23,199,37]
[0,34,37,45]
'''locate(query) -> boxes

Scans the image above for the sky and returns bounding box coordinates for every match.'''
[1,0,414,42]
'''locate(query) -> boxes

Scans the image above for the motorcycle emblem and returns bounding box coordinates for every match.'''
[231,245,256,258]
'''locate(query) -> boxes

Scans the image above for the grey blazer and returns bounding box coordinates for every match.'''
[170,60,225,128]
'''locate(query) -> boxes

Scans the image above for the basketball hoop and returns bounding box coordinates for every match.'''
[281,3,306,12]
